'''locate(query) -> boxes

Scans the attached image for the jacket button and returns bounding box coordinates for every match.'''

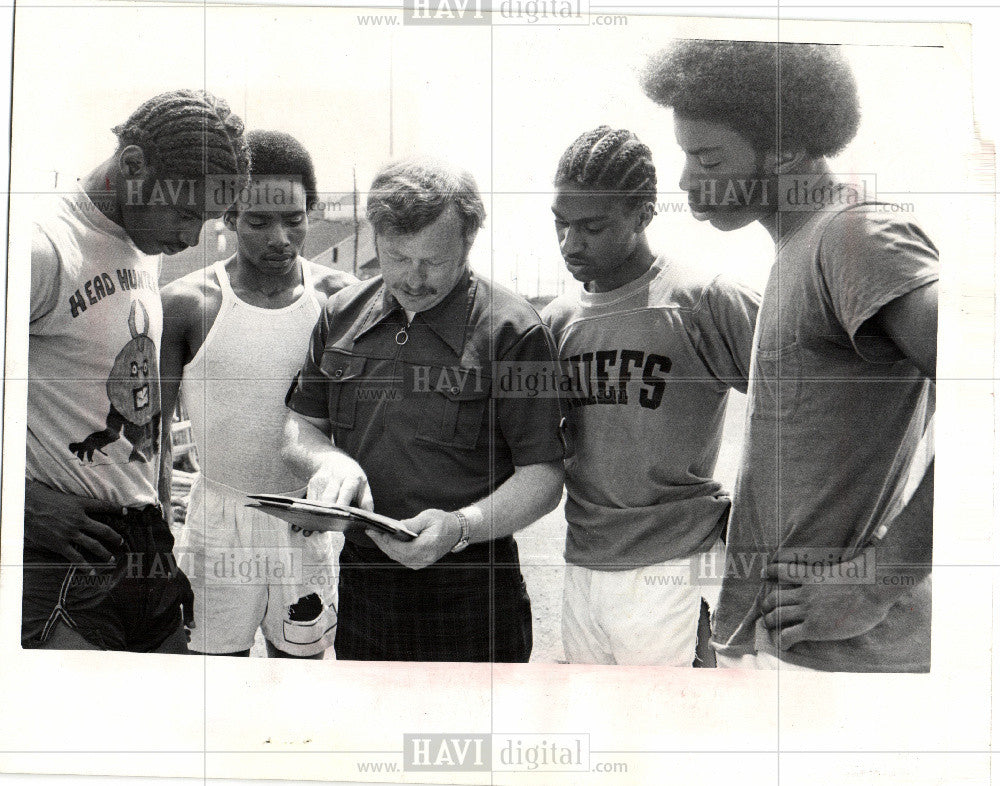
[334,369,344,378]
[450,386,459,395]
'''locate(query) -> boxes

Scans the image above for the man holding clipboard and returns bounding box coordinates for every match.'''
[281,159,565,662]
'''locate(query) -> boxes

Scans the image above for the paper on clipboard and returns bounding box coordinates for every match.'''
[246,494,418,541]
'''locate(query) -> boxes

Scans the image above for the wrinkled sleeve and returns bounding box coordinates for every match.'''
[31,226,62,327]
[496,323,565,466]
[285,305,332,419]
[693,276,761,394]
[818,209,939,363]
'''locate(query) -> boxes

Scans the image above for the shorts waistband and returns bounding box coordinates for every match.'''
[192,474,306,500]
[25,479,162,521]
[89,503,164,526]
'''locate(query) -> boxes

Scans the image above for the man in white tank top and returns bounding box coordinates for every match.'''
[160,131,357,657]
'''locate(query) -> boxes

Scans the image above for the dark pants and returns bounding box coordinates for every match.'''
[22,504,193,652]
[335,537,533,662]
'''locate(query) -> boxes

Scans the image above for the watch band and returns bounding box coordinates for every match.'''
[450,510,471,553]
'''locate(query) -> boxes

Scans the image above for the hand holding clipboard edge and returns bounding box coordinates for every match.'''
[246,494,418,541]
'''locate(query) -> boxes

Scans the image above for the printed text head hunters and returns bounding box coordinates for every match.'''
[641,40,860,233]
[366,158,487,314]
[98,89,251,256]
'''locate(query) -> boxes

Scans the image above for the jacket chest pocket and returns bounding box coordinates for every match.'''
[319,350,368,429]
[415,368,490,450]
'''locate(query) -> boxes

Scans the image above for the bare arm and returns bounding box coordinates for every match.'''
[861,279,937,567]
[367,460,564,571]
[311,264,359,301]
[157,283,196,524]
[462,461,564,544]
[846,281,937,580]
[280,409,373,510]
[875,281,937,379]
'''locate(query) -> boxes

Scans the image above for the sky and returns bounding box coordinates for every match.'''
[10,4,981,299]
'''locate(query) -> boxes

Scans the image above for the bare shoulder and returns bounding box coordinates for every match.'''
[309,262,360,301]
[163,266,222,306]
[161,266,224,331]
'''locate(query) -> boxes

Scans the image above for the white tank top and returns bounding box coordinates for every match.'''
[182,259,322,493]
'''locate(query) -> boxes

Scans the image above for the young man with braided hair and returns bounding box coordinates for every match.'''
[24,89,250,652]
[542,126,760,666]
[160,130,356,658]
[642,41,938,671]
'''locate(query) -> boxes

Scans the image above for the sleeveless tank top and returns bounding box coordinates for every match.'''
[181,258,322,492]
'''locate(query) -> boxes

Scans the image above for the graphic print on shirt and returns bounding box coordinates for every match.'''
[561,349,672,410]
[68,300,161,463]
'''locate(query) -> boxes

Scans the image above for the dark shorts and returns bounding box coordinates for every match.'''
[335,537,533,662]
[22,504,193,652]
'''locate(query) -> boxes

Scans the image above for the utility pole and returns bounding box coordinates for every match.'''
[388,44,394,158]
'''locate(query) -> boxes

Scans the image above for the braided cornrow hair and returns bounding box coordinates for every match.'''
[554,126,657,208]
[112,89,250,186]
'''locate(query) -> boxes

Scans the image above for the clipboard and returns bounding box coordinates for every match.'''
[246,494,418,541]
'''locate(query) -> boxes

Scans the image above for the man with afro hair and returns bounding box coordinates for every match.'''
[24,89,249,652]
[642,40,938,672]
[160,130,357,658]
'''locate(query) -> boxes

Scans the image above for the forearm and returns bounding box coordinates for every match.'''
[281,410,350,482]
[462,461,564,544]
[158,428,174,525]
[158,323,185,525]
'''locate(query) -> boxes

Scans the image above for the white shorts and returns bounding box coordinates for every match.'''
[174,476,340,656]
[562,542,724,666]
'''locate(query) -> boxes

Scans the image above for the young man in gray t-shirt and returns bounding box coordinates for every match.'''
[543,126,760,666]
[642,41,937,672]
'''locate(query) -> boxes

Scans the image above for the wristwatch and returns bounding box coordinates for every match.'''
[450,510,471,553]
